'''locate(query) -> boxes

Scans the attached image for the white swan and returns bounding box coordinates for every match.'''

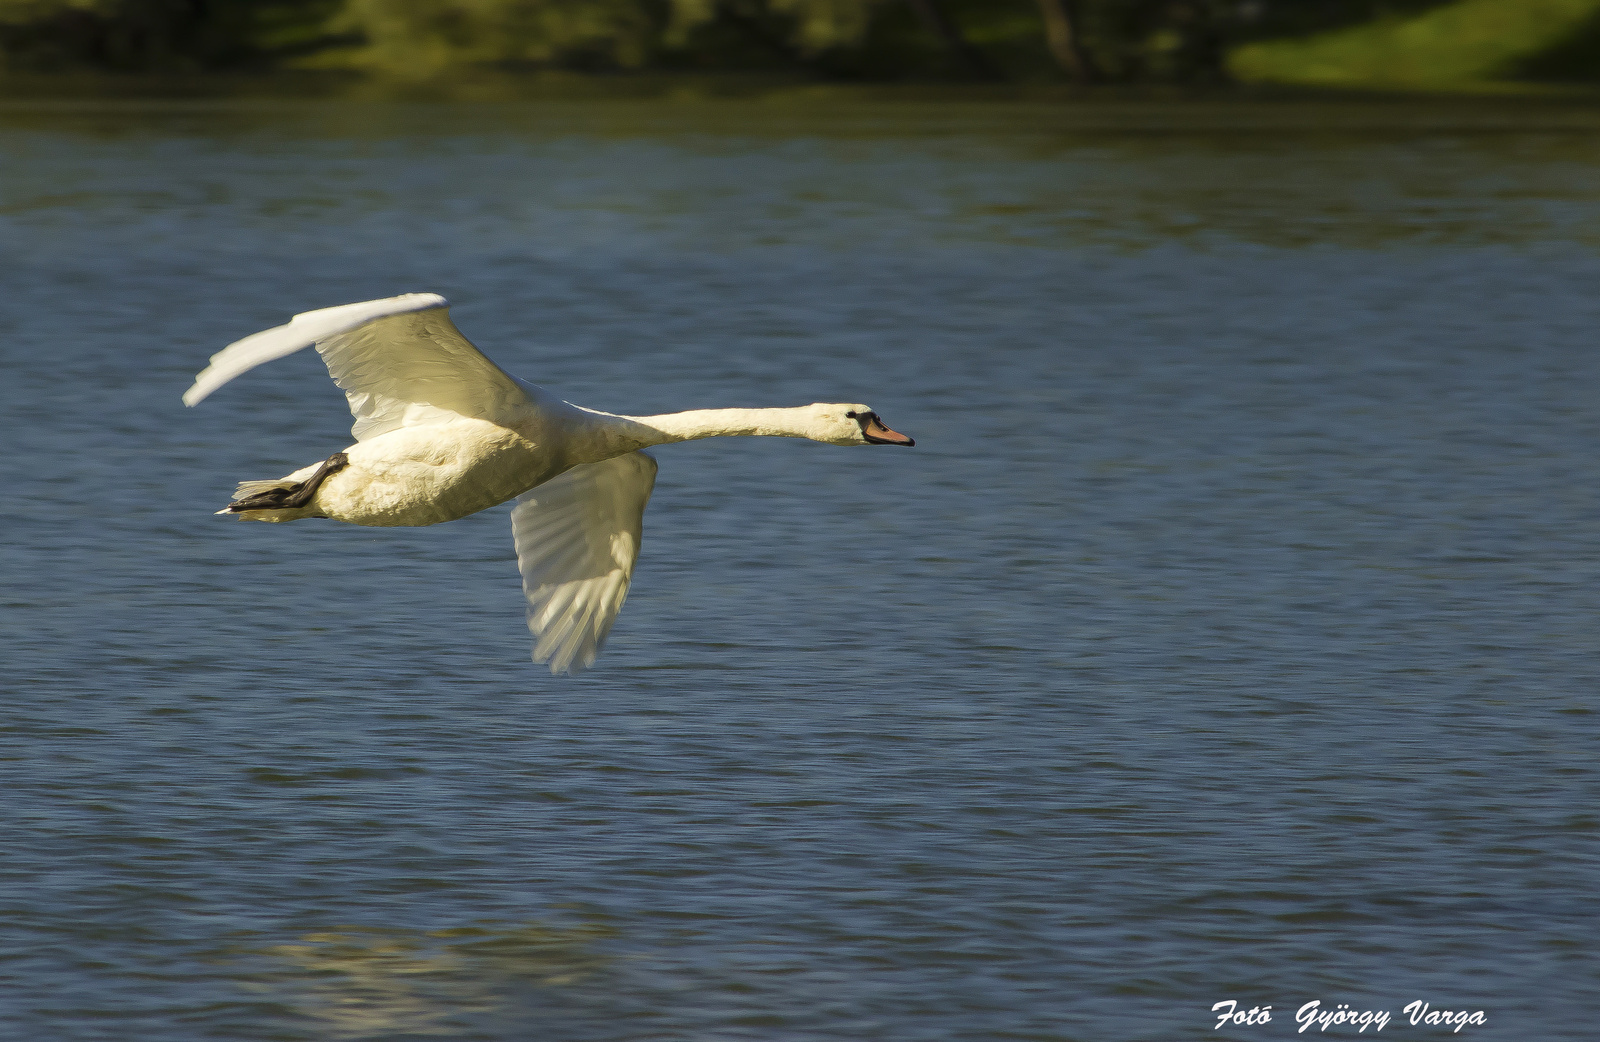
[183,293,915,674]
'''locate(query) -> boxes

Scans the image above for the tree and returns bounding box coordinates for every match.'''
[1035,0,1097,81]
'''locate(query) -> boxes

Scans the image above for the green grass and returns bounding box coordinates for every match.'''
[1229,0,1600,90]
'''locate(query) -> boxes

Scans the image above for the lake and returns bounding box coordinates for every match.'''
[2,93,1598,1040]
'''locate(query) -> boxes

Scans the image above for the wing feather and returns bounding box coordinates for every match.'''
[317,304,529,441]
[183,293,446,407]
[511,451,658,675]
[182,293,531,442]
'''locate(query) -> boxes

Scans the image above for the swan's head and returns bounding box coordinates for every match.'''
[809,404,916,447]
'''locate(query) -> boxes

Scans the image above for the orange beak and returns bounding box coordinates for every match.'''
[862,414,915,446]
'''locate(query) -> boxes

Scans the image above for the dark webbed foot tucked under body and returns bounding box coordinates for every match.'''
[225,452,349,512]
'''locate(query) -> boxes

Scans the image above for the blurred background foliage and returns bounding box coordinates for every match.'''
[0,0,1596,88]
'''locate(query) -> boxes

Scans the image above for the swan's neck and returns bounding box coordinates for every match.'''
[616,407,819,447]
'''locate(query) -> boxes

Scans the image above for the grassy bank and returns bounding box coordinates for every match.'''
[1230,0,1600,91]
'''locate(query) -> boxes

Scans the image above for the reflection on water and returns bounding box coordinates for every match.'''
[1,98,1600,254]
[238,921,611,1037]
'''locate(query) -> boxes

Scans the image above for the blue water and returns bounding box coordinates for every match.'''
[2,97,1599,1040]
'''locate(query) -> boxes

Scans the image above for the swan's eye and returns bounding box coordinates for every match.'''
[845,410,859,418]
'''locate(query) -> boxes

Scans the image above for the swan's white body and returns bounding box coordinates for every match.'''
[184,293,913,674]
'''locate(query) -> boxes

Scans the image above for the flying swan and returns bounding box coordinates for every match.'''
[183,293,915,674]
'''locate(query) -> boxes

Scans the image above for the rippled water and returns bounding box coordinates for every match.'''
[3,96,1599,1040]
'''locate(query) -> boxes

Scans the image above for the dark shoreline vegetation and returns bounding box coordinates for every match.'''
[0,0,1597,94]
[4,81,1600,116]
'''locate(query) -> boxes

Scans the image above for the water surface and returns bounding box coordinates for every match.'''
[2,96,1599,1040]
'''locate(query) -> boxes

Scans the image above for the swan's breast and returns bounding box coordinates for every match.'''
[316,418,557,527]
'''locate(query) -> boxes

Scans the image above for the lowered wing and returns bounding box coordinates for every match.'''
[183,293,532,441]
[511,451,658,675]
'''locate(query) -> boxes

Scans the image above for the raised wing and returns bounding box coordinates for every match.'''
[511,451,658,675]
[182,293,531,441]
